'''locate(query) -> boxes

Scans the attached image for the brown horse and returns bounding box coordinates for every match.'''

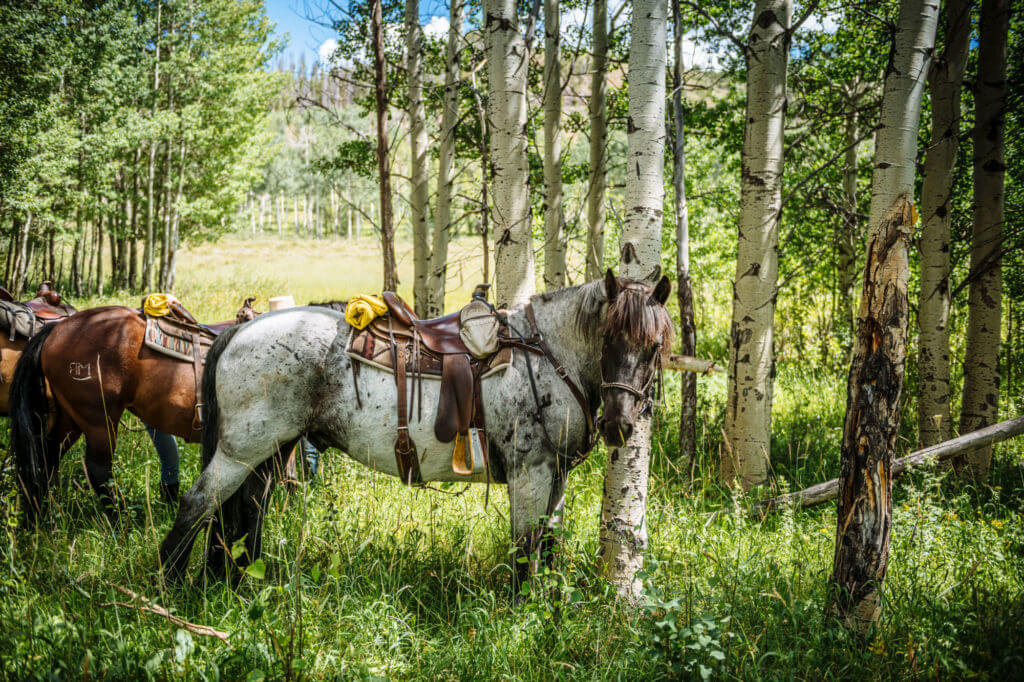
[10,299,257,523]
[0,281,77,413]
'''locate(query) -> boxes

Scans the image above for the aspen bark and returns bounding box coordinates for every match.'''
[427,0,463,317]
[918,0,971,447]
[598,0,667,602]
[672,0,696,465]
[722,0,791,490]
[372,0,398,290]
[144,0,161,291]
[830,0,938,633]
[541,0,565,291]
[585,0,608,282]
[485,0,535,307]
[407,0,430,315]
[959,0,1008,480]
[836,95,860,347]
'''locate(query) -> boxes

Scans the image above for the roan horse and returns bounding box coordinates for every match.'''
[160,271,672,591]
[0,281,77,413]
[11,299,258,523]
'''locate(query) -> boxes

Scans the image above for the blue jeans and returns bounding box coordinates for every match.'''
[301,438,319,478]
[145,428,319,484]
[146,426,179,486]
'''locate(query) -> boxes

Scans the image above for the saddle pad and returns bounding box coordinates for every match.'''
[144,316,213,363]
[344,328,513,378]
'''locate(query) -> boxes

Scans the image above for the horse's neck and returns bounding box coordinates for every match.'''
[509,287,603,398]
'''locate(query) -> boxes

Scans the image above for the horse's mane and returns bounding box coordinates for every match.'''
[540,278,674,350]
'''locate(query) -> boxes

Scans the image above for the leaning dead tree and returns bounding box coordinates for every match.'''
[753,416,1024,513]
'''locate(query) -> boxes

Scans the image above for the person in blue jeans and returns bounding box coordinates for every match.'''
[147,427,319,503]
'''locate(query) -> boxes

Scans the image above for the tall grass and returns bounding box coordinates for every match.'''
[1,237,1021,679]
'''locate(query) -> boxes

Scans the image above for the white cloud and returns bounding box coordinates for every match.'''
[317,38,339,65]
[424,16,449,39]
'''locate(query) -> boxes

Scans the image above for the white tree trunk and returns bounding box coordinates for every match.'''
[918,0,971,447]
[829,0,938,633]
[598,0,667,602]
[485,0,535,307]
[722,0,791,490]
[836,93,860,347]
[672,0,697,465]
[585,0,608,282]
[960,0,1008,480]
[542,0,565,290]
[427,0,464,317]
[407,0,430,316]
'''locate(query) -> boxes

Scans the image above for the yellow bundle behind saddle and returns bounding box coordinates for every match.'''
[345,294,387,330]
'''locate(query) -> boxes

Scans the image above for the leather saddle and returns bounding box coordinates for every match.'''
[0,282,77,342]
[346,291,511,484]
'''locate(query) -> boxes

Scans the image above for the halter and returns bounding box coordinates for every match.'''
[599,341,665,420]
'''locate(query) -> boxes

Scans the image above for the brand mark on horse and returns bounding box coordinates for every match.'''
[69,362,92,381]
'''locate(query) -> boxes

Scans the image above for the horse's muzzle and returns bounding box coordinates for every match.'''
[597,416,633,448]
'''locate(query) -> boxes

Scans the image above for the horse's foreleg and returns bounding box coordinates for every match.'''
[507,460,568,595]
[160,449,256,584]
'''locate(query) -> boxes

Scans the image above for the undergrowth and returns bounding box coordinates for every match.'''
[0,237,1020,680]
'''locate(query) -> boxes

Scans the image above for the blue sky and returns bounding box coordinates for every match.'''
[265,0,334,67]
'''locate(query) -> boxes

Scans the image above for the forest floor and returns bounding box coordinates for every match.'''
[1,236,1022,680]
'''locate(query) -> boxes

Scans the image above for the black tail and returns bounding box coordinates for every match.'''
[10,323,59,522]
[200,323,244,468]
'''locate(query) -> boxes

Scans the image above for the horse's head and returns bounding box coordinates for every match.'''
[596,268,672,447]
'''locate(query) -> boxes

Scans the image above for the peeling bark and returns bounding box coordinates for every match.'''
[918,0,971,447]
[959,0,1008,480]
[830,0,938,634]
[722,0,791,490]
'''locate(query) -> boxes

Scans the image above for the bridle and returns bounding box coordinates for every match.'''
[600,343,664,421]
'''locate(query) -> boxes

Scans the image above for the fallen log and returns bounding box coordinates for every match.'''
[753,415,1024,514]
[665,354,723,374]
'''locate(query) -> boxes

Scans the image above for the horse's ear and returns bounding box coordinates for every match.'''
[604,269,619,301]
[650,275,671,305]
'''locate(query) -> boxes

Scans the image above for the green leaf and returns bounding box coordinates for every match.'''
[245,559,266,580]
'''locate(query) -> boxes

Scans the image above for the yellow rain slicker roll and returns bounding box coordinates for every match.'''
[143,293,180,317]
[344,294,388,330]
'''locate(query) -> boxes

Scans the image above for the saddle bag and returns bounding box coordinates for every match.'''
[459,298,500,359]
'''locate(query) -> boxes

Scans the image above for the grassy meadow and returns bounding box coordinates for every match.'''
[0,236,1022,680]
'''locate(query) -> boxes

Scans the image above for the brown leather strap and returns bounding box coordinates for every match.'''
[524,304,595,442]
[393,341,421,485]
[191,332,204,433]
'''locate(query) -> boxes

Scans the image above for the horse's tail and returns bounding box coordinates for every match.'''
[200,323,244,468]
[10,323,58,521]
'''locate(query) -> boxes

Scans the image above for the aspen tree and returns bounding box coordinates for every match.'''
[542,0,565,290]
[485,0,534,307]
[960,0,1009,480]
[722,0,792,490]
[585,0,607,282]
[830,0,939,633]
[407,0,430,315]
[372,0,398,290]
[918,0,972,447]
[427,0,464,317]
[598,0,667,601]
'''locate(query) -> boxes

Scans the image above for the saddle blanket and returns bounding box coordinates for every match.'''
[144,316,214,363]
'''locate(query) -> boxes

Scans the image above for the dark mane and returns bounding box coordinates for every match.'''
[566,278,673,350]
[601,282,674,350]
